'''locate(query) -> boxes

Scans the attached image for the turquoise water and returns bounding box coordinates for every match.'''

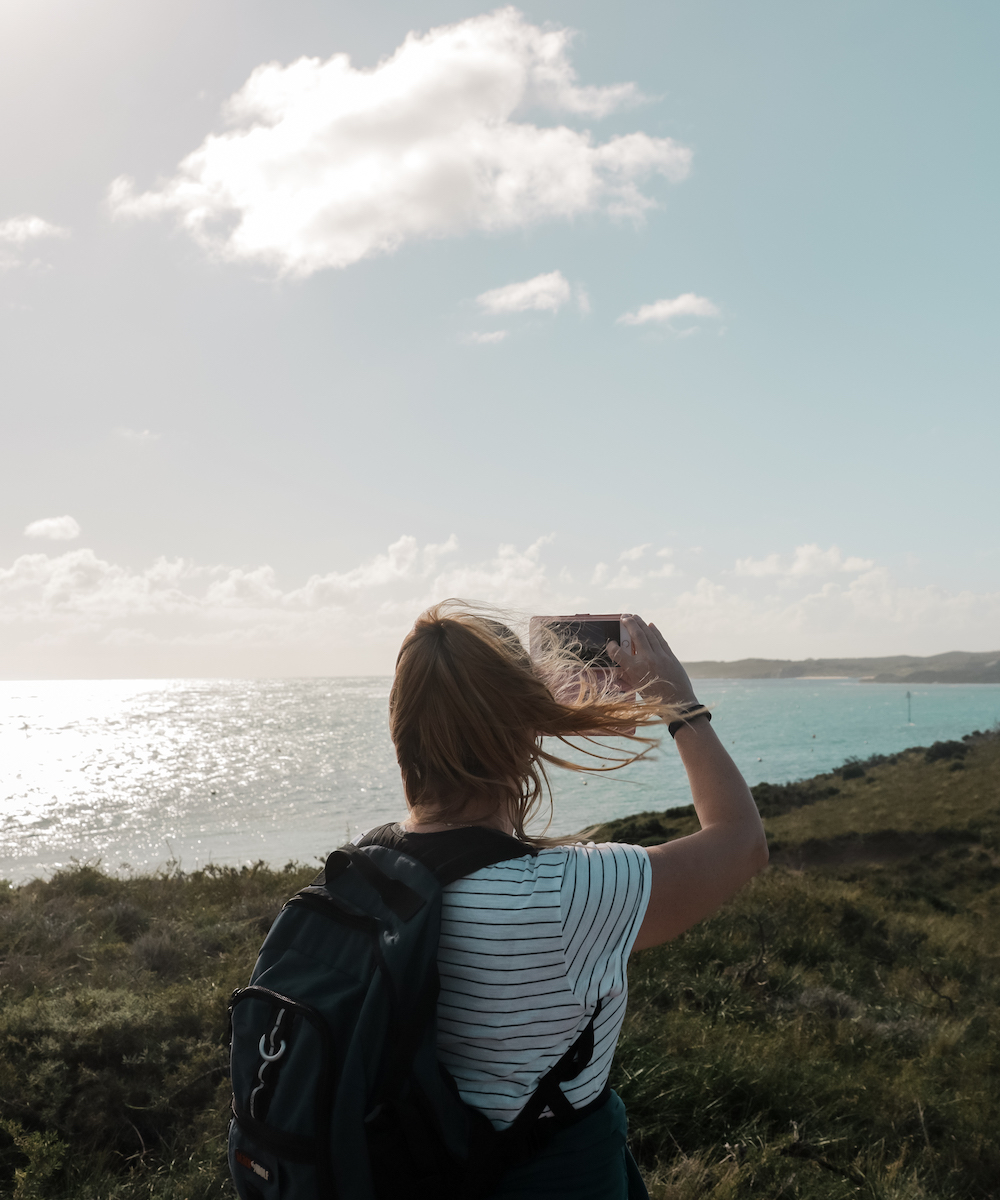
[1,677,997,882]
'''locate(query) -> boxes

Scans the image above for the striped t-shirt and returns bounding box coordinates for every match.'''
[435,840,651,1130]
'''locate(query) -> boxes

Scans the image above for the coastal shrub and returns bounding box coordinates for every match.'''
[750,780,841,818]
[99,901,150,942]
[131,929,189,977]
[600,812,688,846]
[925,740,968,763]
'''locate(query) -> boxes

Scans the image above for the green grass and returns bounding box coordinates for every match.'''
[1,730,998,1198]
[0,861,315,1198]
[593,730,1000,1199]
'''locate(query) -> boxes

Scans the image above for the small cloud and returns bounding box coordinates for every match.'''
[24,515,81,541]
[647,562,677,578]
[607,567,644,589]
[734,552,783,578]
[617,292,720,327]
[0,214,70,269]
[575,285,591,315]
[476,271,571,315]
[0,216,70,245]
[619,543,651,562]
[734,544,875,578]
[115,427,161,442]
[591,562,609,586]
[463,330,508,345]
[656,547,673,557]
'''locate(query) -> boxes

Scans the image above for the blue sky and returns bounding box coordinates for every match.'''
[1,0,998,676]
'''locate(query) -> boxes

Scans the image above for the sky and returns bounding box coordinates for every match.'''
[1,0,998,678]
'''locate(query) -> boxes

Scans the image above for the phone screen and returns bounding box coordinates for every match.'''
[547,620,621,668]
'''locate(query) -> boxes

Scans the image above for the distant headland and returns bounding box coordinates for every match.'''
[682,649,1000,684]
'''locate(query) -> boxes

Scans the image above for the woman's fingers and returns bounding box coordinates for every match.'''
[622,614,656,659]
[610,616,698,707]
[647,622,676,657]
[607,638,650,688]
[609,618,658,687]
[618,616,699,705]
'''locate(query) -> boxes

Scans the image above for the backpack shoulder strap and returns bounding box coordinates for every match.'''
[509,998,604,1127]
[358,822,537,885]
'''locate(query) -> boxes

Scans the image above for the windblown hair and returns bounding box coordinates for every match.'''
[389,599,683,844]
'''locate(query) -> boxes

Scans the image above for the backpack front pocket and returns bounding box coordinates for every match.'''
[229,985,333,1197]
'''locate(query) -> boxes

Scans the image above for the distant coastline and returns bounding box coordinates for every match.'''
[682,649,1000,685]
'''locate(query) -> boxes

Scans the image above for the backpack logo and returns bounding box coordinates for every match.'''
[235,1150,272,1182]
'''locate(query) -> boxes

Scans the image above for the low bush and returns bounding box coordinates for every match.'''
[925,740,968,763]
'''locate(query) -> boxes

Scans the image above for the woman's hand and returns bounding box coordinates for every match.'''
[607,614,698,708]
[607,615,768,951]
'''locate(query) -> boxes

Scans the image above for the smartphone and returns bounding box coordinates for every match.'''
[529,614,636,729]
[528,614,633,666]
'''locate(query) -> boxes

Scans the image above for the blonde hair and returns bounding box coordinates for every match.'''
[389,599,682,844]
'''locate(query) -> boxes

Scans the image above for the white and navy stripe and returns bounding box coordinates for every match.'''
[435,842,651,1129]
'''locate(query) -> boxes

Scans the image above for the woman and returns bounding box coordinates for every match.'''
[376,601,767,1199]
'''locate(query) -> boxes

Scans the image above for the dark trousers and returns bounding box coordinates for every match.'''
[488,1091,649,1200]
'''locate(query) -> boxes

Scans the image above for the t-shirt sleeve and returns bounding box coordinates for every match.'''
[559,841,652,1009]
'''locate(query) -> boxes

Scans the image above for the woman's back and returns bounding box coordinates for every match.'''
[436,840,651,1128]
[385,603,768,1197]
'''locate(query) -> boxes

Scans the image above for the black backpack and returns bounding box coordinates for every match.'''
[228,823,607,1200]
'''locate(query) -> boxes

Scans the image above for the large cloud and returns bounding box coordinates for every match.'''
[107,8,691,276]
[1,539,998,677]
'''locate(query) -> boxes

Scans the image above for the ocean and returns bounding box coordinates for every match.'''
[2,677,998,883]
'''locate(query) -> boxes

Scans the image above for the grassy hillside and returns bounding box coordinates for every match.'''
[1,730,998,1199]
[683,649,1000,683]
[592,729,1000,1199]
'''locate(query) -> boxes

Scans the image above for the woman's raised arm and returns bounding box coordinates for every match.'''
[608,615,768,951]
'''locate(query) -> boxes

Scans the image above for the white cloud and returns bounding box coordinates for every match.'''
[2,537,996,676]
[0,535,575,675]
[734,544,875,578]
[607,567,645,589]
[647,562,677,579]
[107,8,690,276]
[115,427,161,443]
[604,546,677,587]
[291,534,459,600]
[23,516,81,541]
[477,270,571,314]
[0,214,69,269]
[0,216,69,246]
[657,569,1000,662]
[617,292,720,326]
[463,330,508,344]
